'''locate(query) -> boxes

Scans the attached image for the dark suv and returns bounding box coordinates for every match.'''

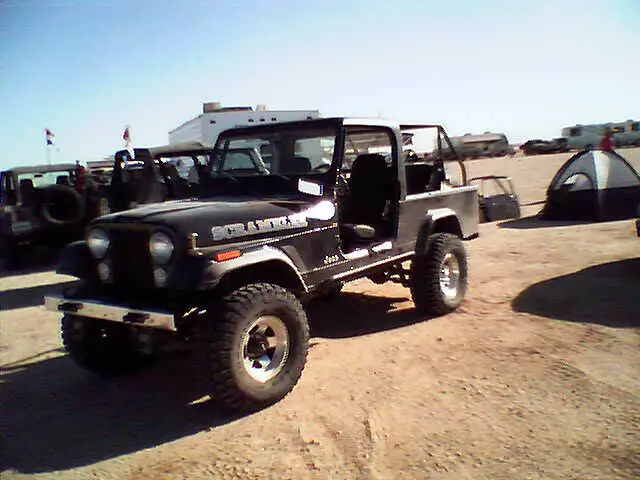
[0,163,105,265]
[45,118,479,410]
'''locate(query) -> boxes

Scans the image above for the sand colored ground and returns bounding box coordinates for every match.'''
[1,149,639,480]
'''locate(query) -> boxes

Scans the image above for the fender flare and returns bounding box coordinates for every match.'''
[414,208,462,254]
[56,241,98,281]
[200,245,308,293]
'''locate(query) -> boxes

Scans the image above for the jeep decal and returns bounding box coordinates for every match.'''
[211,213,309,241]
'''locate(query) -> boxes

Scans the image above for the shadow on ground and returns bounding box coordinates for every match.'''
[498,214,592,230]
[512,258,640,327]
[0,351,243,474]
[0,281,78,311]
[307,291,425,338]
[0,263,56,279]
[0,246,61,276]
[0,290,427,474]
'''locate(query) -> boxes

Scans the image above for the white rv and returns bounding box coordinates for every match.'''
[168,103,320,145]
[561,120,640,150]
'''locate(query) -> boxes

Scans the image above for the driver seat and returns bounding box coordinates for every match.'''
[280,156,311,174]
[342,153,393,240]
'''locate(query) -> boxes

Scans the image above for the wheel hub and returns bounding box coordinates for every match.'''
[439,252,460,299]
[241,315,289,383]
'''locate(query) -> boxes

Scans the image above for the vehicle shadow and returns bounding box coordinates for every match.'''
[0,263,56,279]
[512,258,640,327]
[0,290,428,474]
[0,351,242,474]
[0,281,78,311]
[307,291,426,338]
[498,214,591,230]
[0,247,61,275]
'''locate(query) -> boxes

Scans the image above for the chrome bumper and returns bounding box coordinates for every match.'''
[44,295,176,332]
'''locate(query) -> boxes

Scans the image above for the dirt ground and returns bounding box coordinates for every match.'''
[1,149,639,480]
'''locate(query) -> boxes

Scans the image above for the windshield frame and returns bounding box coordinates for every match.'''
[205,118,342,196]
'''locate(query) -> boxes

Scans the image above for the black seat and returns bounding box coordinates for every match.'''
[19,179,37,206]
[280,156,311,174]
[343,153,392,234]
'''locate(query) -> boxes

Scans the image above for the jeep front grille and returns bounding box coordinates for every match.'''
[109,228,154,289]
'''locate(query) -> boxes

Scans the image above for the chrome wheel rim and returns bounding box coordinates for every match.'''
[439,252,460,300]
[240,315,289,383]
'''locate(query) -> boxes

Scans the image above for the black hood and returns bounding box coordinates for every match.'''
[95,196,313,247]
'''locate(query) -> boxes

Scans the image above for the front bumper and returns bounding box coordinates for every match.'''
[44,295,176,331]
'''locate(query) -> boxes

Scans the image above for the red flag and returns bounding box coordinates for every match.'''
[122,126,130,142]
[45,128,55,145]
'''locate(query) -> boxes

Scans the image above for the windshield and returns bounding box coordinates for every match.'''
[211,127,336,179]
[17,170,76,188]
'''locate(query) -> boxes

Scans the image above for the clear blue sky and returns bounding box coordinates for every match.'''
[1,0,638,168]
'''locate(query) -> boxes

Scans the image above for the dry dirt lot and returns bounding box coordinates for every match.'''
[1,149,639,480]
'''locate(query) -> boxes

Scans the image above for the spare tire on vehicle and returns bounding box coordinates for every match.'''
[40,184,85,226]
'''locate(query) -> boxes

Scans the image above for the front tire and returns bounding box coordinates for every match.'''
[61,315,153,375]
[206,283,309,411]
[410,233,468,315]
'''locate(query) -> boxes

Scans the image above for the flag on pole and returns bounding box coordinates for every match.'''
[45,128,55,145]
[122,126,131,146]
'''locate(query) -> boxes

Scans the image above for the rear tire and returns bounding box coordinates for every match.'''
[61,315,153,375]
[206,283,309,411]
[410,233,468,315]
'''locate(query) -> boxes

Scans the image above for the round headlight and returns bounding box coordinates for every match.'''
[87,228,110,259]
[149,231,174,265]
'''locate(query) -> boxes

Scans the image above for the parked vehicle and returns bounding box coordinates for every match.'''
[45,117,479,410]
[443,132,514,159]
[107,141,269,213]
[561,120,640,150]
[521,138,569,155]
[0,163,106,266]
[168,102,320,145]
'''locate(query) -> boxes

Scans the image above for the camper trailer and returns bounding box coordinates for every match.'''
[443,132,514,159]
[168,102,320,146]
[561,120,640,150]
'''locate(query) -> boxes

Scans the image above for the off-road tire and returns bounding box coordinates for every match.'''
[206,283,309,411]
[61,315,153,375]
[40,185,85,226]
[410,233,468,315]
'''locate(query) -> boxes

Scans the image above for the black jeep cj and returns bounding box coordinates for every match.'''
[45,117,479,410]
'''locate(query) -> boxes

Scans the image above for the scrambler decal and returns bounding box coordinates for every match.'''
[211,213,308,241]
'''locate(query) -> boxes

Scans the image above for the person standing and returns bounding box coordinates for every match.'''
[599,127,615,152]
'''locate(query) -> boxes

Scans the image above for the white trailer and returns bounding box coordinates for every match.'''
[561,120,640,150]
[168,103,320,145]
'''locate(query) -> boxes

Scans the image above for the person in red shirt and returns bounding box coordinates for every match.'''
[599,128,615,152]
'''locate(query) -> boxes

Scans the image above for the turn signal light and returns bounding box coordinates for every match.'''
[213,250,242,262]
